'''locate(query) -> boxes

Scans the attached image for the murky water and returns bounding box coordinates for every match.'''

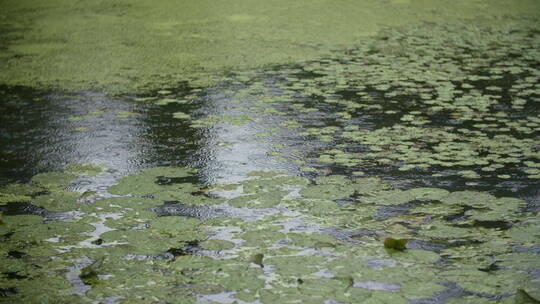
[2,64,538,201]
[1,21,540,304]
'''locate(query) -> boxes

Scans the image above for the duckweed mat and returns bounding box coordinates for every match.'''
[1,21,540,304]
[1,0,538,93]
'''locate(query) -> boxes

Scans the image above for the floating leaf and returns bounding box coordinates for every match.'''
[384,238,408,251]
[80,257,105,286]
[249,253,264,268]
[516,289,540,304]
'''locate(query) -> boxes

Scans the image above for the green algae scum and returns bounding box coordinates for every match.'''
[1,1,540,303]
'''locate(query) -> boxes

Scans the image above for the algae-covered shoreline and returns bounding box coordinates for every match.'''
[0,0,539,94]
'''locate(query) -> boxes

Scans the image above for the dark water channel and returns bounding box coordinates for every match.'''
[1,72,539,205]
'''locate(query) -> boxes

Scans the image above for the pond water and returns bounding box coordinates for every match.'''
[1,16,540,304]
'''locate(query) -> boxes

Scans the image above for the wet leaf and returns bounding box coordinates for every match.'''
[516,289,540,304]
[249,253,264,268]
[80,257,105,286]
[384,238,408,251]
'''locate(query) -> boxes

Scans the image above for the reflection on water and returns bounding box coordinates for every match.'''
[0,86,205,195]
[0,87,149,186]
[0,76,325,187]
[194,78,303,184]
[1,67,539,206]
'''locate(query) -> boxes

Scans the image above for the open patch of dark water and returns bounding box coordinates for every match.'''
[0,85,199,185]
[1,60,539,204]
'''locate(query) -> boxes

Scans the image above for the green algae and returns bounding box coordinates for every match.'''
[515,289,540,304]
[103,209,157,229]
[506,223,540,243]
[448,295,494,304]
[241,174,309,193]
[95,197,162,210]
[465,197,525,222]
[417,221,476,240]
[314,175,349,185]
[67,115,87,122]
[32,189,80,212]
[0,193,32,205]
[266,255,328,276]
[155,98,187,105]
[239,227,286,248]
[31,172,76,186]
[200,239,235,251]
[0,276,77,303]
[73,126,88,132]
[154,191,222,206]
[108,166,198,196]
[390,250,440,265]
[2,0,539,93]
[100,228,201,255]
[149,216,203,235]
[439,191,499,209]
[0,184,46,197]
[300,184,355,200]
[228,193,282,208]
[1,157,538,304]
[172,112,191,120]
[191,114,252,128]
[169,256,266,294]
[65,163,103,177]
[3,23,539,299]
[360,188,449,206]
[284,198,341,216]
[410,202,463,217]
[84,259,198,302]
[116,111,136,118]
[0,213,43,226]
[5,220,94,244]
[440,267,531,295]
[219,22,537,185]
